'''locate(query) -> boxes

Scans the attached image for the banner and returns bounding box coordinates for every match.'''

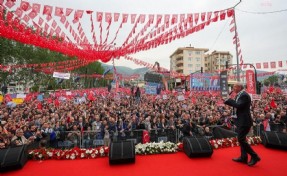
[53,72,71,79]
[145,82,159,95]
[246,70,256,94]
[190,73,220,91]
[220,71,228,97]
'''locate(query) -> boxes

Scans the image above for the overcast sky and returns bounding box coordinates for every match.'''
[13,0,287,70]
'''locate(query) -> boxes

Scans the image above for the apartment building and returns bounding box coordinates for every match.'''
[170,47,233,76]
[205,50,233,73]
[170,47,209,76]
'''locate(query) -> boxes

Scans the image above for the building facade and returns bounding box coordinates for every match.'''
[170,47,233,76]
[170,47,209,76]
[205,50,233,73]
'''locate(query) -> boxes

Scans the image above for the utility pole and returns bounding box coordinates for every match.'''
[233,0,242,81]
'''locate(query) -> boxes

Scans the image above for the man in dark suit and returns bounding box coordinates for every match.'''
[224,82,261,166]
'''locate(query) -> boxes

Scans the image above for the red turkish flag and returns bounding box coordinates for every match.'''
[55,26,61,35]
[5,0,15,8]
[66,8,73,16]
[255,63,261,69]
[220,10,226,20]
[49,28,54,36]
[60,32,66,40]
[74,10,84,19]
[270,62,276,68]
[65,21,69,28]
[20,1,31,11]
[263,62,269,68]
[46,15,52,21]
[201,12,206,22]
[187,13,192,23]
[278,61,283,67]
[213,11,219,22]
[122,13,128,23]
[15,8,23,18]
[227,9,234,17]
[38,17,44,26]
[105,12,112,23]
[55,7,63,16]
[180,14,185,23]
[194,13,199,24]
[43,5,53,16]
[28,11,37,19]
[171,14,178,24]
[140,14,145,23]
[32,3,41,13]
[23,15,30,23]
[44,23,49,31]
[114,13,120,22]
[131,14,137,24]
[148,14,154,23]
[156,14,162,25]
[60,16,66,24]
[97,12,103,22]
[52,20,57,28]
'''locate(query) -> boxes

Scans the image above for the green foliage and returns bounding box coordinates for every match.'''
[263,75,278,86]
[0,37,106,90]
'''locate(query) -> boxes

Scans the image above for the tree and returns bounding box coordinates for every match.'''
[263,75,279,87]
[0,37,105,91]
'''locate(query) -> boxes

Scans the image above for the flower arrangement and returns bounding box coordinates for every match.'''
[209,136,262,149]
[28,136,262,160]
[28,146,109,160]
[135,141,178,155]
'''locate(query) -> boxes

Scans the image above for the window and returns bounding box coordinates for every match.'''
[189,70,193,73]
[188,64,193,67]
[196,64,201,67]
[188,51,192,55]
[196,51,201,55]
[196,58,201,62]
[188,57,192,61]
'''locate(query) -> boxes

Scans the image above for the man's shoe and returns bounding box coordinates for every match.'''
[248,156,261,166]
[232,157,248,164]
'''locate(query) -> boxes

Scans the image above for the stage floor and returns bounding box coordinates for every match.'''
[2,145,286,176]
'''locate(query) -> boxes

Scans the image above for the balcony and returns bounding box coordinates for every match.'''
[176,59,183,65]
[175,53,183,59]
[176,63,183,67]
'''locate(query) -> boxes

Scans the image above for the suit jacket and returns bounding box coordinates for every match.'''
[224,91,253,127]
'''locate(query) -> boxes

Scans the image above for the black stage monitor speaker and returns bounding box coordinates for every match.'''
[0,145,28,172]
[212,126,237,139]
[261,131,287,150]
[183,137,213,158]
[109,141,135,165]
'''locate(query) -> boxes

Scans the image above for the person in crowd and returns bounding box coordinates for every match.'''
[224,82,261,166]
[11,128,30,146]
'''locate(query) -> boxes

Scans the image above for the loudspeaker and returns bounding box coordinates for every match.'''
[212,127,237,139]
[183,137,213,158]
[109,141,135,165]
[261,131,287,150]
[0,145,28,172]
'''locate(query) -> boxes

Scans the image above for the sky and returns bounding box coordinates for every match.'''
[6,0,287,70]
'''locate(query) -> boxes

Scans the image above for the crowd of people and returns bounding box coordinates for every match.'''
[0,85,286,149]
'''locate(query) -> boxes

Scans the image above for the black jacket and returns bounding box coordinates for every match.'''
[224,91,253,127]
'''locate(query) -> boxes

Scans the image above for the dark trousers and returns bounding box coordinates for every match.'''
[237,126,257,159]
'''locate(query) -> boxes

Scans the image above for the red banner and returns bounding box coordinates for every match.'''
[246,70,256,94]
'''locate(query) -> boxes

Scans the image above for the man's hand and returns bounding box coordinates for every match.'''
[222,96,230,102]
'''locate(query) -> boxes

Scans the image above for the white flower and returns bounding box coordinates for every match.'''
[38,154,43,158]
[47,152,53,157]
[70,153,76,160]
